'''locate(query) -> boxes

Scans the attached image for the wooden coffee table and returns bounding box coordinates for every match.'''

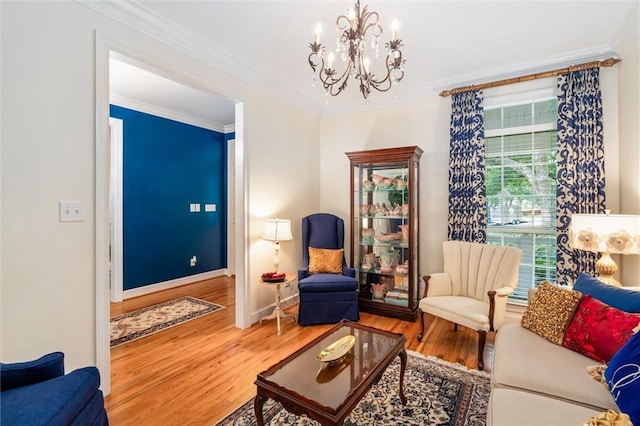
[254,320,407,425]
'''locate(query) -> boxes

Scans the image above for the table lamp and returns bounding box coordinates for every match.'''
[262,218,293,272]
[569,212,640,287]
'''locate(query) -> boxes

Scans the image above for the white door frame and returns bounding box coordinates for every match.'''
[95,33,250,395]
[109,117,124,303]
[226,139,236,277]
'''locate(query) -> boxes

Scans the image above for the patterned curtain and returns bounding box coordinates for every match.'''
[556,68,606,285]
[448,90,487,243]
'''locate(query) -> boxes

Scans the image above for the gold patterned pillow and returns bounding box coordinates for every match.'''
[308,247,344,274]
[521,282,582,345]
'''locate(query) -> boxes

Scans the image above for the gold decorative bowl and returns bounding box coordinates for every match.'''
[316,335,356,364]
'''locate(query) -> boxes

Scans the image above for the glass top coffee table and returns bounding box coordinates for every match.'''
[254,320,407,425]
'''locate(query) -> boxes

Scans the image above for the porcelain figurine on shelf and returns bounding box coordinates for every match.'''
[371,283,386,300]
[396,261,409,275]
[363,180,374,191]
[399,224,409,243]
[372,174,384,186]
[394,178,407,190]
[362,228,375,244]
[360,204,369,216]
[401,203,409,217]
[379,253,397,273]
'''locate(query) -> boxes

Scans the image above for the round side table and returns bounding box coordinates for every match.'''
[258,273,296,335]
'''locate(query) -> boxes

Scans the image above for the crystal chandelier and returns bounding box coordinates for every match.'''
[308,0,405,100]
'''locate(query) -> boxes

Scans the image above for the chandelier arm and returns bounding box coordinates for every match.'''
[367,46,404,92]
[336,14,350,31]
[363,22,382,38]
[318,60,353,97]
[361,10,381,36]
[307,43,325,73]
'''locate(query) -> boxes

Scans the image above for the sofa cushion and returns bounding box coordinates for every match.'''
[488,388,601,426]
[492,324,618,411]
[605,331,640,425]
[521,282,582,345]
[0,352,65,391]
[1,366,102,425]
[573,272,640,313]
[562,295,640,362]
[308,247,343,274]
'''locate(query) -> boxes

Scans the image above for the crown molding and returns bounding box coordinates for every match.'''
[77,0,322,116]
[320,46,622,116]
[110,94,228,133]
[224,124,236,134]
[610,3,639,52]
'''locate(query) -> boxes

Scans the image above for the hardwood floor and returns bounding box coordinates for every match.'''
[106,276,495,425]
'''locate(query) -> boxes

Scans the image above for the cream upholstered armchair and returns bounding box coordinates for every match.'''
[417,241,522,370]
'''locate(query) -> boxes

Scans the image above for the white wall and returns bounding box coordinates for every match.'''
[0,1,320,371]
[615,5,640,285]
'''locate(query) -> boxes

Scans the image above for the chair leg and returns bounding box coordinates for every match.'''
[453,323,458,332]
[416,309,426,342]
[477,330,487,371]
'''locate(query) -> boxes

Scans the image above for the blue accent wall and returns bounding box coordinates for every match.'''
[110,105,227,290]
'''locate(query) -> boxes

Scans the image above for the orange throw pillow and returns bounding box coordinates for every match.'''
[308,247,343,274]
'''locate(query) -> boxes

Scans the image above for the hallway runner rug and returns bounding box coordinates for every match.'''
[110,296,225,347]
[216,351,490,426]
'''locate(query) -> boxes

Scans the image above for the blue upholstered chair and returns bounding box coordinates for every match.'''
[0,352,109,425]
[297,213,359,325]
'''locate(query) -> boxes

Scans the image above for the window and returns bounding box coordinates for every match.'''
[484,97,557,302]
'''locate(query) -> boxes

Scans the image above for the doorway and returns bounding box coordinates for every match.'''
[95,38,250,395]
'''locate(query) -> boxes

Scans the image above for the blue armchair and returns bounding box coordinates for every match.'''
[297,213,359,325]
[0,352,108,426]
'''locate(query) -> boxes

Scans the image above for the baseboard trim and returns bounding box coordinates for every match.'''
[251,292,299,325]
[123,269,227,300]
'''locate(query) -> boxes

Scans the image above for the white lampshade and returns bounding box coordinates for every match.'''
[262,218,293,243]
[569,213,640,255]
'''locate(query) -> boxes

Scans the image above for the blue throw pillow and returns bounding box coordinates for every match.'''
[605,331,640,425]
[573,272,640,313]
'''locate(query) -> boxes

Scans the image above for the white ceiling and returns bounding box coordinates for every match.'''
[98,0,638,127]
[109,57,236,130]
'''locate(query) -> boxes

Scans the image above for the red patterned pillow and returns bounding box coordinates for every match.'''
[562,295,640,362]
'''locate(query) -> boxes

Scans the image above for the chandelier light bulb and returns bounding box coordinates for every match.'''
[348,9,357,29]
[328,51,335,69]
[363,57,370,73]
[315,23,322,44]
[391,19,399,41]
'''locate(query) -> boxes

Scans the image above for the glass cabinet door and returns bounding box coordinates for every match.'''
[346,147,422,322]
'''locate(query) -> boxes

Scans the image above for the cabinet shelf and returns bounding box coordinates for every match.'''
[346,146,423,322]
[357,215,408,220]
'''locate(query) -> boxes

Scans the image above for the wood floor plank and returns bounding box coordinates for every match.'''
[105,276,494,425]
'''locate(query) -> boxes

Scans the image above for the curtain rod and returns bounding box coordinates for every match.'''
[438,57,621,97]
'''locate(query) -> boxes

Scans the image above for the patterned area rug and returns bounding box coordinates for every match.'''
[216,351,490,426]
[110,296,224,347]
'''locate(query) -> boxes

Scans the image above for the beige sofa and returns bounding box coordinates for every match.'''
[488,323,619,425]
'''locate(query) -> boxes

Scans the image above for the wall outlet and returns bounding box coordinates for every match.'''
[190,256,197,267]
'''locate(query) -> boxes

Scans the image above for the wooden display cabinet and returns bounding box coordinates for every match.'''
[346,146,423,322]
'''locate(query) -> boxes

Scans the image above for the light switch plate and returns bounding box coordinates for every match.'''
[59,201,86,222]
[205,204,216,212]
